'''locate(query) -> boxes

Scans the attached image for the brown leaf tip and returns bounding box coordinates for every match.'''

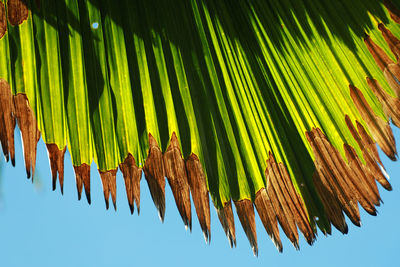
[7,0,29,26]
[354,119,393,191]
[378,23,400,61]
[164,133,192,230]
[343,144,378,216]
[13,93,40,180]
[73,164,91,204]
[306,127,390,231]
[367,77,400,145]
[254,188,283,252]
[312,172,349,234]
[99,169,118,211]
[265,153,316,249]
[119,153,142,215]
[217,201,236,248]
[185,153,211,244]
[235,199,258,256]
[364,33,394,72]
[0,79,16,167]
[46,144,66,194]
[364,33,400,98]
[350,84,397,161]
[144,133,166,221]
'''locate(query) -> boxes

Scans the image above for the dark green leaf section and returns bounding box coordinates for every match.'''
[96,0,141,166]
[57,0,93,166]
[79,0,119,170]
[2,0,400,243]
[33,1,66,148]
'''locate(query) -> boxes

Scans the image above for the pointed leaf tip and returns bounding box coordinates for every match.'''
[73,164,90,203]
[186,153,211,244]
[99,169,118,211]
[0,80,16,170]
[345,115,381,205]
[352,120,393,191]
[254,188,283,252]
[364,34,400,97]
[350,85,397,161]
[144,134,165,220]
[355,120,384,166]
[14,94,40,180]
[46,144,66,195]
[265,154,300,249]
[235,200,258,256]
[378,23,400,61]
[164,134,191,229]
[364,34,394,72]
[366,77,400,129]
[307,129,362,228]
[313,171,348,234]
[217,201,236,248]
[119,154,142,214]
[343,144,378,216]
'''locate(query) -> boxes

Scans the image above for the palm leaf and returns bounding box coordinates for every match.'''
[1,0,400,254]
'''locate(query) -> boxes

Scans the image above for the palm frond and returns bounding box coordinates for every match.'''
[1,0,400,254]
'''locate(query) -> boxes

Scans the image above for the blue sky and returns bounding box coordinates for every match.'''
[0,126,399,267]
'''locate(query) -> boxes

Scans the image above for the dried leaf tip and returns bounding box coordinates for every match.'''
[73,164,91,204]
[306,128,361,227]
[186,153,211,244]
[7,0,29,26]
[217,201,236,248]
[378,23,400,61]
[364,34,400,97]
[235,200,258,256]
[366,77,400,129]
[144,133,166,221]
[265,153,315,249]
[352,119,393,191]
[0,79,16,167]
[13,94,40,180]
[312,172,348,234]
[354,119,384,167]
[349,85,397,161]
[364,34,393,71]
[119,154,142,215]
[164,132,191,230]
[254,188,283,252]
[343,144,378,216]
[99,169,118,211]
[46,144,66,194]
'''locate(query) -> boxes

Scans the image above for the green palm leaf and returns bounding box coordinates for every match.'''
[1,0,400,254]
